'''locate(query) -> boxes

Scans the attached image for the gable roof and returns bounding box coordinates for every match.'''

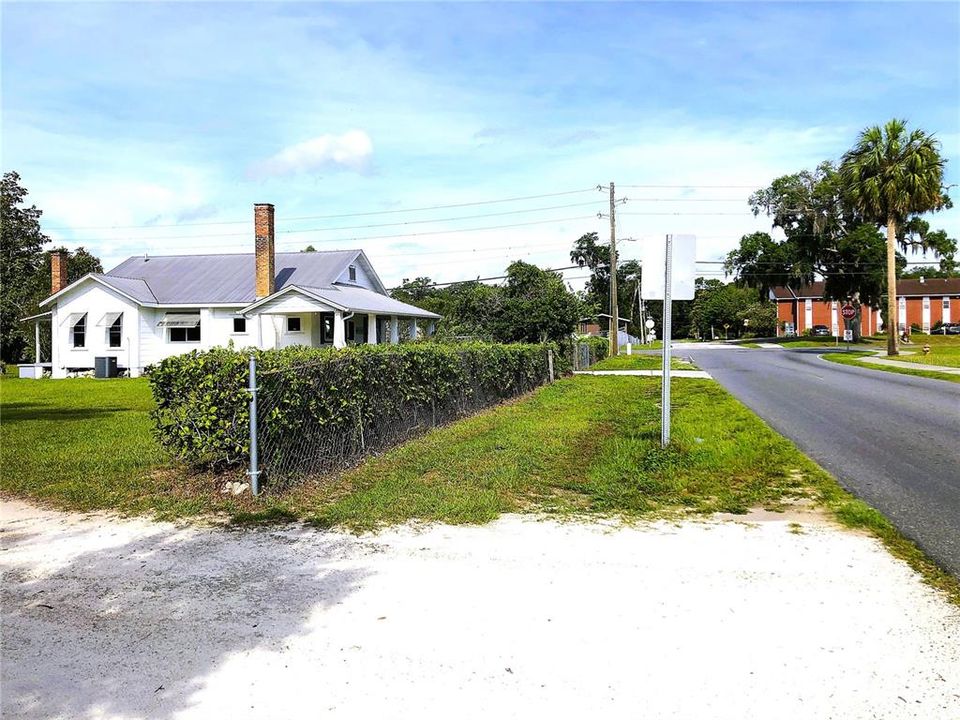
[240,284,441,319]
[42,249,392,306]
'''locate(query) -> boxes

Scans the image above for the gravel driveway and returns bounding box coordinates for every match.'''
[2,500,958,719]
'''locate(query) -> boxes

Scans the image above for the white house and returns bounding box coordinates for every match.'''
[30,203,440,378]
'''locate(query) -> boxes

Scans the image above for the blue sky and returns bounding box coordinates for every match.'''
[3,2,958,288]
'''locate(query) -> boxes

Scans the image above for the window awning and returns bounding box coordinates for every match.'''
[97,312,123,326]
[157,312,201,328]
[61,312,87,327]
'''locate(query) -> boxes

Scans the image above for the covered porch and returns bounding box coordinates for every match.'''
[240,285,440,350]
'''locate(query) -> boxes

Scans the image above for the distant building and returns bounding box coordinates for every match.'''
[770,278,960,336]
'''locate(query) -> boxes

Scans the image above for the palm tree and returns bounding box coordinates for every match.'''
[840,119,948,355]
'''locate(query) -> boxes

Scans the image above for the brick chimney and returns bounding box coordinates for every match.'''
[50,250,68,294]
[254,203,275,299]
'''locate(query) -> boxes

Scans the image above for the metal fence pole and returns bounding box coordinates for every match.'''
[547,348,555,382]
[248,354,260,496]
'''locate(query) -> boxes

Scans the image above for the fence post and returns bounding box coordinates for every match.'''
[547,348,555,382]
[248,354,260,496]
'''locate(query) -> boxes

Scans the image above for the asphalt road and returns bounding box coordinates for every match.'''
[680,345,960,577]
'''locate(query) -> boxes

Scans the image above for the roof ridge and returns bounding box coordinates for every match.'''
[116,249,361,261]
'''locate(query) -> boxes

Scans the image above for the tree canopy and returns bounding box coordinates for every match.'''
[1,172,104,363]
[391,261,584,344]
[569,231,641,337]
[725,159,955,308]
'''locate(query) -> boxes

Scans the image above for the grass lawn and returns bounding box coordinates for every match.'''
[591,354,697,371]
[758,336,882,349]
[2,372,956,601]
[821,351,960,384]
[889,334,960,368]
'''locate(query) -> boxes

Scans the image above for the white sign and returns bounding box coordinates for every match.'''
[645,318,655,330]
[843,330,853,342]
[639,234,697,300]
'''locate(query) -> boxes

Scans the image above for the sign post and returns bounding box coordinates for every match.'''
[841,303,856,351]
[641,234,696,447]
[661,235,673,447]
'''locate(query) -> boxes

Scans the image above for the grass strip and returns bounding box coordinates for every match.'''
[821,351,960,384]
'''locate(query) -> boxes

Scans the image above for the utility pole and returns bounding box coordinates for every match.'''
[609,181,618,357]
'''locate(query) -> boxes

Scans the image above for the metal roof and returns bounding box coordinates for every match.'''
[302,285,442,319]
[104,250,363,304]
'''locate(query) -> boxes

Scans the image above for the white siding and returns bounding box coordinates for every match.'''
[335,261,377,291]
[51,282,140,378]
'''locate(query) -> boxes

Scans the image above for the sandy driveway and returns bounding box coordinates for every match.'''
[2,500,958,720]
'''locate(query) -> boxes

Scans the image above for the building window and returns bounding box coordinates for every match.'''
[942,298,950,309]
[348,265,357,282]
[108,315,123,348]
[233,317,247,334]
[287,316,302,333]
[170,325,201,342]
[72,314,87,348]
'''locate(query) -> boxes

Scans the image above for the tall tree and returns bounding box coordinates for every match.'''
[1,172,49,362]
[570,232,641,338]
[840,119,951,355]
[492,261,583,344]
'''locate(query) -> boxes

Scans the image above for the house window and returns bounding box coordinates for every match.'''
[108,315,123,348]
[170,325,201,342]
[233,317,247,334]
[348,265,357,282]
[287,316,302,333]
[942,298,950,309]
[321,314,333,343]
[72,314,87,348]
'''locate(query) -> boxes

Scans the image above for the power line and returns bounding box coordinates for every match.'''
[63,201,607,242]
[42,187,600,231]
[619,184,762,189]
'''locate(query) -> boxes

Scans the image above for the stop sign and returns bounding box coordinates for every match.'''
[841,304,856,320]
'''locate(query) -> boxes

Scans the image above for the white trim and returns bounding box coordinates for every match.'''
[239,285,348,315]
[40,274,145,308]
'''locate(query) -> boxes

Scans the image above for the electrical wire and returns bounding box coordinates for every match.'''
[42,188,600,231]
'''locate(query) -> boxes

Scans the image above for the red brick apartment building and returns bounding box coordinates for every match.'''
[771,277,960,336]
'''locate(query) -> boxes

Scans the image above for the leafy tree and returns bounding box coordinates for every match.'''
[570,231,641,337]
[727,148,955,346]
[900,265,957,279]
[1,172,49,362]
[840,119,952,355]
[302,245,317,252]
[391,263,583,344]
[737,301,777,337]
[492,261,583,344]
[689,279,757,339]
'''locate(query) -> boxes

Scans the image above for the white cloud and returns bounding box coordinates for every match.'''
[249,130,373,178]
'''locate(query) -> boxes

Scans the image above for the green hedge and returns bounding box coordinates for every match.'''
[583,335,610,362]
[148,342,565,478]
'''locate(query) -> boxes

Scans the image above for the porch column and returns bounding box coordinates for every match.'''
[409,317,418,341]
[366,313,377,344]
[427,320,436,337]
[333,310,346,349]
[35,320,41,363]
[389,315,399,344]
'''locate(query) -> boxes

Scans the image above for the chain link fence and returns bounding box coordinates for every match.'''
[250,348,555,488]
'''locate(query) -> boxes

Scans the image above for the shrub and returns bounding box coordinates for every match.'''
[579,335,609,362]
[148,342,564,480]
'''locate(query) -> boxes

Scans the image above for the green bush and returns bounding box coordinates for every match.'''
[579,335,609,362]
[148,342,565,474]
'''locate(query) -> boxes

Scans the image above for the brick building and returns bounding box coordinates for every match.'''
[770,277,960,336]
